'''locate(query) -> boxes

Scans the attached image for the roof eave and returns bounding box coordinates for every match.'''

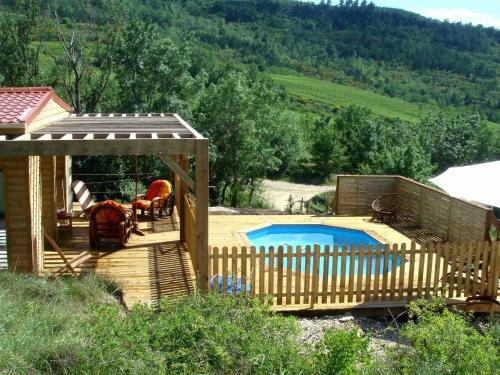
[19,90,73,125]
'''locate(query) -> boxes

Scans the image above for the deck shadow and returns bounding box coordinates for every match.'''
[389,218,443,244]
[148,240,195,304]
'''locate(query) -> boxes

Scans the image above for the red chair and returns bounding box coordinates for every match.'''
[132,179,173,220]
[89,200,132,249]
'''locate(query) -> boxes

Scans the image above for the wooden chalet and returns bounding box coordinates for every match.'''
[0,87,209,302]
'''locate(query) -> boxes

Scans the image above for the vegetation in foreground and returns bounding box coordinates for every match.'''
[0,272,498,374]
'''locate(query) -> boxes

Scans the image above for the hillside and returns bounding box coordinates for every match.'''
[42,0,500,123]
[271,74,432,123]
[1,0,499,202]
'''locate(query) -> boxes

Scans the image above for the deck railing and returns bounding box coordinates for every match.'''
[208,241,500,309]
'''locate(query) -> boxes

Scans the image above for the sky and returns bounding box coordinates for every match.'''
[313,0,500,28]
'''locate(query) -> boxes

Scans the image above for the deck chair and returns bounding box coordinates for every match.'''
[132,179,173,220]
[89,200,132,249]
[71,180,95,218]
[43,228,94,278]
[371,193,400,223]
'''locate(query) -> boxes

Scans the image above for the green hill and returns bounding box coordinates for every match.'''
[271,74,432,122]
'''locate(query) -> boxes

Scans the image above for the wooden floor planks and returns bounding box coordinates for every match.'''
[44,212,195,307]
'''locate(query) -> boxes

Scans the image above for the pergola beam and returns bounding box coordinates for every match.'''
[0,138,197,156]
[158,154,195,191]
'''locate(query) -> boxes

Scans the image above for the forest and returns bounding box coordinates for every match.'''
[0,0,499,207]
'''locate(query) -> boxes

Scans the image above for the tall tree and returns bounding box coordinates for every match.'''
[194,72,290,206]
[112,21,203,115]
[419,112,495,172]
[0,0,43,85]
[50,5,122,113]
[310,116,348,180]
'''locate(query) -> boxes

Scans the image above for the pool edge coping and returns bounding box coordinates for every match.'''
[235,222,394,248]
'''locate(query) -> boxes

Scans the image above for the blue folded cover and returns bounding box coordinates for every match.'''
[210,275,251,294]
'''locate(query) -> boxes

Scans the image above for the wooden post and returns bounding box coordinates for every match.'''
[40,156,57,239]
[195,140,209,291]
[178,154,189,242]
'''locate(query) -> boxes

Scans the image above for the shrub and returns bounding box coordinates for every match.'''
[118,179,146,201]
[313,326,370,374]
[306,190,335,214]
[382,297,498,375]
[77,292,311,374]
[0,274,310,374]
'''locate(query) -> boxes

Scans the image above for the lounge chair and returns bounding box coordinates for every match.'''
[89,200,132,249]
[371,193,400,223]
[71,180,95,218]
[132,179,173,220]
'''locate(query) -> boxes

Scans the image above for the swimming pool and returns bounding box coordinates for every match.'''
[246,224,400,276]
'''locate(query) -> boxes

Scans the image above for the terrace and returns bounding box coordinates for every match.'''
[0,87,498,312]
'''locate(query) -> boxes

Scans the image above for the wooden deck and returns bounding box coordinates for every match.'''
[44,211,195,307]
[42,213,458,310]
[209,215,416,246]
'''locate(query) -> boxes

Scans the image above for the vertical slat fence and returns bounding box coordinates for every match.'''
[208,241,499,309]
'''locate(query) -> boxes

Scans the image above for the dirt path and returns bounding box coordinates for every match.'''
[262,179,334,211]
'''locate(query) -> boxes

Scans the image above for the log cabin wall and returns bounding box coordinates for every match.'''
[0,156,43,273]
[41,156,57,239]
[30,156,43,273]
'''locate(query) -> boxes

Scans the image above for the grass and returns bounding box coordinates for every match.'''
[271,73,434,123]
[1,272,499,374]
[272,73,500,131]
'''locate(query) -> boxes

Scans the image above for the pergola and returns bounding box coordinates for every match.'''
[0,113,209,290]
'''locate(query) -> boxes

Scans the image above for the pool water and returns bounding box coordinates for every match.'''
[246,224,400,276]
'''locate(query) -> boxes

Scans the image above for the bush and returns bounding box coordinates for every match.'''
[3,272,499,374]
[118,179,146,201]
[314,327,371,374]
[0,273,311,374]
[381,297,499,375]
[77,293,310,374]
[306,190,335,214]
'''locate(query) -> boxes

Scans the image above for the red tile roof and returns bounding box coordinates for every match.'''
[0,87,71,124]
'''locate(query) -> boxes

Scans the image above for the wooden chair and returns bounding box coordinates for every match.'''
[89,200,132,249]
[132,179,173,220]
[371,193,400,223]
[71,180,95,218]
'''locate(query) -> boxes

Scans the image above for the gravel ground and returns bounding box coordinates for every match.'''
[262,179,334,211]
[209,206,286,215]
[297,313,406,358]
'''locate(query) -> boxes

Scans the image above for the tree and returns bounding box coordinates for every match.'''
[333,105,373,170]
[419,112,495,172]
[112,21,203,115]
[50,6,122,113]
[193,72,290,206]
[0,0,43,86]
[359,118,433,181]
[310,116,348,180]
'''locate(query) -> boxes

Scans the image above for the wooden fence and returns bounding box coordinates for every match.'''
[208,241,500,309]
[183,194,198,272]
[334,175,494,242]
